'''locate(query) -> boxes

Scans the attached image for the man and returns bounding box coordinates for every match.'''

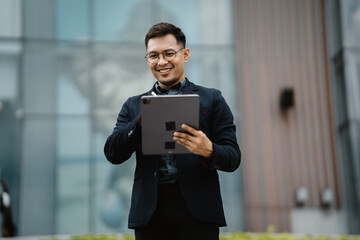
[104,22,241,240]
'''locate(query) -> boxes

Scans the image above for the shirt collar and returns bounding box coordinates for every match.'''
[154,79,187,95]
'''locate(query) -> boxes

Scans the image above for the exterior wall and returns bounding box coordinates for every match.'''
[290,208,346,234]
[0,0,242,236]
[234,0,342,233]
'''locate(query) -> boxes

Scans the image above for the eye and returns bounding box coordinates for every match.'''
[148,53,158,59]
[164,51,175,57]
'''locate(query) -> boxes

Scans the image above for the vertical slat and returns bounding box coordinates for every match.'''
[293,0,314,205]
[305,0,326,203]
[256,0,274,229]
[235,0,261,231]
[298,0,318,205]
[274,0,288,231]
[270,0,285,230]
[243,0,256,230]
[313,0,331,191]
[282,0,297,231]
[320,0,341,207]
[290,0,306,194]
[252,0,267,230]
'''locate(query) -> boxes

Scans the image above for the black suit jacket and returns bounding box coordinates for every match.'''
[104,79,241,229]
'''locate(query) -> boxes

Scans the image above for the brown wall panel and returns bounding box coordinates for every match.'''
[234,0,339,232]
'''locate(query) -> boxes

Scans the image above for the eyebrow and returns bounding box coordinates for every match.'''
[148,48,176,54]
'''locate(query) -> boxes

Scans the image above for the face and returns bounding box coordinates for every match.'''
[146,34,190,90]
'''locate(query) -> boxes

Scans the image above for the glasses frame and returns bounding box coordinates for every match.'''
[145,48,184,63]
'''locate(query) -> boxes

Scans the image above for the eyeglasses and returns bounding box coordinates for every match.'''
[145,48,184,63]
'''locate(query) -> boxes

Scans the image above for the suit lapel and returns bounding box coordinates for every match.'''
[182,79,199,94]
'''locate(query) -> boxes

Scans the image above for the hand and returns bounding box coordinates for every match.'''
[173,124,213,158]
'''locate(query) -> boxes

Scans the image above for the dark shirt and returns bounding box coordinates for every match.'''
[154,79,186,184]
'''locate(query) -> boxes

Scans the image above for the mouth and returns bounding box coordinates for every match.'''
[156,67,173,75]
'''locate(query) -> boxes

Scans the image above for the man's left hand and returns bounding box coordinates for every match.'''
[173,124,213,158]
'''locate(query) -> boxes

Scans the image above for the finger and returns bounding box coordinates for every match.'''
[173,132,187,140]
[177,139,195,152]
[175,136,206,156]
[174,133,193,145]
[181,124,199,136]
[173,131,195,141]
[175,138,191,149]
[173,135,195,146]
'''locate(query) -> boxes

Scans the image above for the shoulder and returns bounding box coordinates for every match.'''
[187,80,220,96]
[187,81,223,105]
[124,90,152,105]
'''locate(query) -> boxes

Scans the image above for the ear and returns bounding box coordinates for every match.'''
[183,48,190,63]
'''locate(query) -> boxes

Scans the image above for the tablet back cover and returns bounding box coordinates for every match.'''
[141,94,199,155]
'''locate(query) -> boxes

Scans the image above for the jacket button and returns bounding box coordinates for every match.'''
[128,130,133,137]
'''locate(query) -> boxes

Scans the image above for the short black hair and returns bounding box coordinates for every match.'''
[145,22,186,49]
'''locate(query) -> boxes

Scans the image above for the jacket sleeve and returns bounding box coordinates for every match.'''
[104,97,141,164]
[208,90,241,172]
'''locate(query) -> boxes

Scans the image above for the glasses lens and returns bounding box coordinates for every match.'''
[147,53,158,63]
[163,50,176,61]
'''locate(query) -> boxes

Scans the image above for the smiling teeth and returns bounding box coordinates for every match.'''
[159,69,171,73]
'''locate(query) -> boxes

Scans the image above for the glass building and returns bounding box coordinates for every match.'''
[0,0,241,236]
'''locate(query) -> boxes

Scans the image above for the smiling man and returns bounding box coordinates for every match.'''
[104,22,241,240]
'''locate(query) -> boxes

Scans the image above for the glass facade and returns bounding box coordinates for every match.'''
[326,0,360,233]
[0,40,21,235]
[0,0,22,232]
[0,0,242,236]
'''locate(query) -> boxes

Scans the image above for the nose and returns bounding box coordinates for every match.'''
[157,54,168,65]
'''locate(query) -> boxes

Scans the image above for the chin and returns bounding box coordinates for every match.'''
[159,78,179,87]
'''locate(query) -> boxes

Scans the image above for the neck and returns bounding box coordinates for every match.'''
[158,78,185,90]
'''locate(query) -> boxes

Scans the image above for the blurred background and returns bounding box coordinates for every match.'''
[0,0,359,237]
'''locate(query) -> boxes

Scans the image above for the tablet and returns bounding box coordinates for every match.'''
[141,94,200,155]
